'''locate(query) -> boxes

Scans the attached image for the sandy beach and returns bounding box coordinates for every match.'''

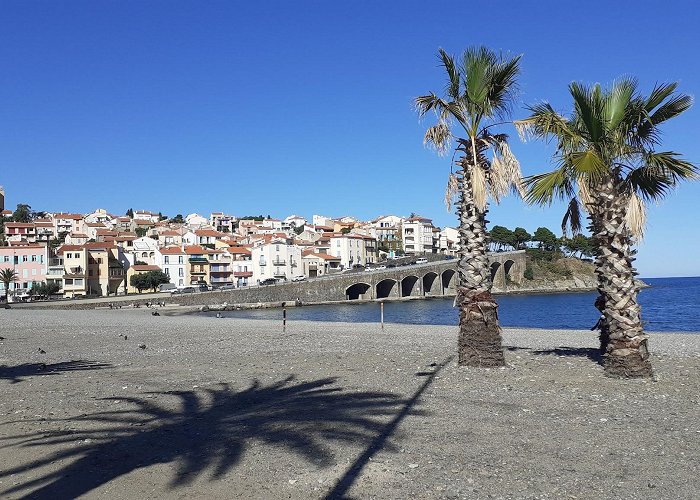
[0,308,698,499]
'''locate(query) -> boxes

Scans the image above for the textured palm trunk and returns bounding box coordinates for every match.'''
[454,160,505,367]
[592,180,651,378]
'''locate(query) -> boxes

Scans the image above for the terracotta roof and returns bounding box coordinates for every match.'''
[306,252,340,261]
[160,246,186,255]
[53,213,83,220]
[195,229,223,237]
[5,222,34,228]
[0,244,46,250]
[228,247,252,255]
[34,222,54,227]
[70,233,89,238]
[184,245,209,255]
[159,230,181,236]
[131,264,161,271]
[1,209,12,216]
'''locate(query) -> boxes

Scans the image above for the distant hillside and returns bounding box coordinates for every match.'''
[495,251,598,294]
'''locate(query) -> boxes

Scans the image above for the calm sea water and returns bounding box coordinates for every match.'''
[213,277,700,332]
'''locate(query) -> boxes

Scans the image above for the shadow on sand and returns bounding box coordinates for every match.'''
[0,368,448,499]
[506,346,603,364]
[0,360,111,384]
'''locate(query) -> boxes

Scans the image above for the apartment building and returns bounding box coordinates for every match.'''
[301,250,341,277]
[251,240,302,283]
[158,246,187,287]
[210,212,236,233]
[402,216,435,255]
[228,246,253,287]
[207,249,233,287]
[185,245,211,285]
[328,233,369,269]
[0,245,48,298]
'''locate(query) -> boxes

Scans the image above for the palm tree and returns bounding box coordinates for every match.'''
[1,268,18,302]
[416,47,524,367]
[517,79,697,378]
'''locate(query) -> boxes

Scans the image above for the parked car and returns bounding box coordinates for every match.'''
[291,275,307,282]
[219,284,236,291]
[260,278,277,286]
[415,258,428,264]
[158,283,177,292]
[375,265,386,270]
[171,286,196,295]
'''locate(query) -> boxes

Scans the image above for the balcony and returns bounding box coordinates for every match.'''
[189,257,208,263]
[234,271,253,278]
[272,259,286,266]
[47,268,64,276]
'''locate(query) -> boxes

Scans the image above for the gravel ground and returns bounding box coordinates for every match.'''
[0,309,699,499]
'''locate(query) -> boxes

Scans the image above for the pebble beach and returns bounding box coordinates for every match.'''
[1,308,699,499]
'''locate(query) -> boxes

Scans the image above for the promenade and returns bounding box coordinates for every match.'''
[1,309,698,499]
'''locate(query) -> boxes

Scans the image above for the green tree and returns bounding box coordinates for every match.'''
[416,46,524,367]
[135,227,148,238]
[129,273,149,293]
[512,227,531,249]
[169,214,184,224]
[144,270,170,292]
[490,225,514,251]
[532,227,558,251]
[12,204,33,223]
[519,78,697,377]
[0,268,18,301]
[126,208,134,218]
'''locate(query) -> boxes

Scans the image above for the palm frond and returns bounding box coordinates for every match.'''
[603,77,637,132]
[524,166,575,205]
[625,191,646,239]
[566,150,607,180]
[423,122,452,155]
[444,172,459,211]
[463,46,495,112]
[470,161,488,211]
[515,103,575,148]
[415,93,448,118]
[438,48,460,100]
[562,198,582,236]
[569,82,604,142]
[486,53,522,118]
[645,82,678,111]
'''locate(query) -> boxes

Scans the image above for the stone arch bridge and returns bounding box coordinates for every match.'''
[171,251,528,305]
[342,250,526,301]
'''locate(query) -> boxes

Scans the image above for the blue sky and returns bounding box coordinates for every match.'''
[1,1,699,277]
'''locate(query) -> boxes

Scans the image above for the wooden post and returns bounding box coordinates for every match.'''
[283,307,287,332]
[380,302,384,330]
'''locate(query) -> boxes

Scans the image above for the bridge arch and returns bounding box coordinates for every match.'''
[376,279,398,299]
[422,272,439,296]
[490,262,502,287]
[441,269,456,293]
[346,282,371,300]
[401,275,420,297]
[503,259,515,284]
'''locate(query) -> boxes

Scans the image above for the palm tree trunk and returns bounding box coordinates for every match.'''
[593,180,651,378]
[455,161,505,367]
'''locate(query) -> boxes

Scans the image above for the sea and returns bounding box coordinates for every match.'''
[211,277,700,333]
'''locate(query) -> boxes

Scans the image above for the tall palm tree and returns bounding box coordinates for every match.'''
[416,47,524,367]
[517,79,697,378]
[1,268,18,302]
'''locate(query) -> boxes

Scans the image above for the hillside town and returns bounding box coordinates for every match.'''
[0,188,460,299]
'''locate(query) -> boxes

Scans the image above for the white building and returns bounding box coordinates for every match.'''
[329,233,368,269]
[438,227,460,256]
[371,215,403,258]
[210,212,236,233]
[158,246,187,287]
[284,214,307,228]
[185,213,209,230]
[402,216,435,255]
[132,237,159,265]
[251,240,302,283]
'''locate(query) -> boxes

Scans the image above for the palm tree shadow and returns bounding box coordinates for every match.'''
[0,376,425,499]
[506,346,603,365]
[0,360,111,384]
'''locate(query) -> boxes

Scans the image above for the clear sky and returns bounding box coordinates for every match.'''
[1,1,698,277]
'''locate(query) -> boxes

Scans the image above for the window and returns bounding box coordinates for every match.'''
[164,256,170,264]
[23,269,28,278]
[66,253,72,259]
[31,255,37,262]
[23,255,28,262]
[178,256,183,264]
[3,256,8,262]
[74,279,83,286]
[179,269,184,277]
[165,268,170,276]
[32,269,37,276]
[98,258,102,264]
